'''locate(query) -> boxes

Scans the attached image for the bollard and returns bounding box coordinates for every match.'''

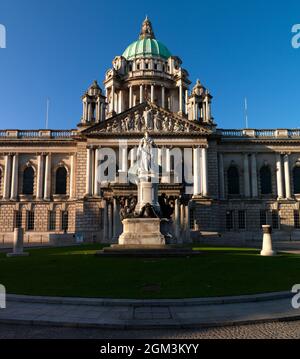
[7,228,29,257]
[260,225,276,256]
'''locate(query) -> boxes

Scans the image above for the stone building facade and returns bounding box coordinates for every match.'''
[1,17,300,246]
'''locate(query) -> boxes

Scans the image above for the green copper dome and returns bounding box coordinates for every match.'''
[123,38,171,60]
[122,17,171,60]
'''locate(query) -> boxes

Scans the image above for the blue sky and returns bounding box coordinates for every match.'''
[0,0,299,130]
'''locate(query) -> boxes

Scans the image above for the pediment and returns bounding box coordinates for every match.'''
[82,101,213,137]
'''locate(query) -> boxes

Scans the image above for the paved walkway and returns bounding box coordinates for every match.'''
[0,292,299,329]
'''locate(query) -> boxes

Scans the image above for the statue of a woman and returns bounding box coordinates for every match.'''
[137,131,154,174]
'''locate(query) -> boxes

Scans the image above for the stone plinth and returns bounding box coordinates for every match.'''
[260,225,276,256]
[7,228,29,257]
[135,181,160,214]
[118,218,165,246]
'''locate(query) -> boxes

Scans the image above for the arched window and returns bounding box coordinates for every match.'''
[227,166,240,195]
[55,167,67,195]
[293,166,300,194]
[260,166,272,194]
[22,166,34,195]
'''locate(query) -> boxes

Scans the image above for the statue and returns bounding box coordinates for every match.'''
[153,111,162,131]
[137,131,154,175]
[143,106,153,130]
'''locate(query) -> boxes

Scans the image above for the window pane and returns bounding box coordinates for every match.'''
[23,167,34,195]
[56,167,67,195]
[227,167,240,195]
[260,166,272,194]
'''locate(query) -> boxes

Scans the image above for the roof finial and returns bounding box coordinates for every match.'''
[139,16,155,40]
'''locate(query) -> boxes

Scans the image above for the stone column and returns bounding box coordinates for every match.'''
[44,153,51,200]
[129,86,133,108]
[251,153,258,198]
[108,202,113,242]
[284,154,291,199]
[10,154,19,200]
[112,198,120,242]
[86,147,93,197]
[276,153,283,199]
[218,153,225,199]
[174,198,180,240]
[140,85,144,103]
[3,154,12,200]
[161,147,170,183]
[201,147,208,197]
[151,84,155,103]
[193,147,201,196]
[111,85,115,112]
[161,85,165,108]
[119,144,128,184]
[36,154,44,200]
[185,89,189,114]
[69,154,75,199]
[102,199,108,242]
[179,85,183,113]
[185,203,191,242]
[93,148,100,196]
[7,228,29,257]
[179,203,185,243]
[243,153,250,197]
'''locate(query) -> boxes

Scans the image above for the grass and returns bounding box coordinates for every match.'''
[0,244,299,299]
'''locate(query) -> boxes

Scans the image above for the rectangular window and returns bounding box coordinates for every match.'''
[61,211,68,232]
[26,210,35,231]
[48,211,56,231]
[259,210,267,227]
[271,210,279,229]
[14,211,22,228]
[226,210,234,230]
[294,210,300,229]
[238,210,246,230]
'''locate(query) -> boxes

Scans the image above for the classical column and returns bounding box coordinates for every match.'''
[102,199,108,242]
[251,153,258,198]
[243,153,250,197]
[93,148,100,196]
[96,100,101,123]
[139,85,144,103]
[276,153,283,199]
[111,85,115,112]
[179,85,183,113]
[201,147,208,197]
[218,153,225,199]
[86,147,93,196]
[193,147,201,196]
[161,147,170,183]
[150,84,155,103]
[129,86,133,108]
[108,202,113,242]
[179,203,185,243]
[87,102,92,122]
[185,203,191,242]
[36,154,44,200]
[130,147,136,167]
[69,154,76,199]
[112,198,119,241]
[174,198,180,240]
[44,153,51,200]
[284,154,291,199]
[10,154,19,200]
[161,85,165,108]
[3,155,12,200]
[119,144,128,184]
[185,89,189,114]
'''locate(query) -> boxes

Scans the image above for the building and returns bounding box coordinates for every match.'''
[0,17,300,246]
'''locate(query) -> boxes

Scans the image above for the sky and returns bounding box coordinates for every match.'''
[0,0,299,130]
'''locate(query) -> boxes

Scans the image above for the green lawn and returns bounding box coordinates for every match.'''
[0,244,299,299]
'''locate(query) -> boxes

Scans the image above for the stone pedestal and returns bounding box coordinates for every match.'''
[135,180,160,214]
[118,218,165,246]
[260,225,276,256]
[7,228,29,257]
